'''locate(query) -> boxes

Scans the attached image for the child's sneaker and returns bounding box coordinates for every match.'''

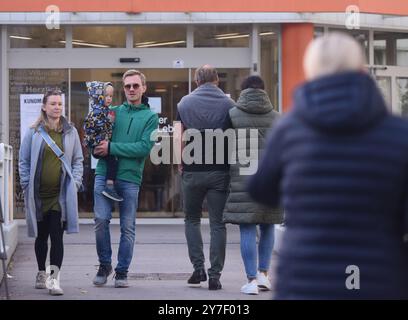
[102,184,123,202]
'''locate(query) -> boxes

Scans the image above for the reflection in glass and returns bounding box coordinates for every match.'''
[134,25,187,48]
[260,25,279,110]
[376,76,392,110]
[397,78,408,116]
[314,27,324,38]
[9,69,68,218]
[194,25,251,47]
[72,26,126,48]
[9,26,65,48]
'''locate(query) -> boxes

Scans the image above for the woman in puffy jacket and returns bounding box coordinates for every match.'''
[223,75,283,295]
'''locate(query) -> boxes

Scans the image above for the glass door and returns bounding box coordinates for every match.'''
[374,66,408,116]
[375,76,392,110]
[70,68,190,217]
[397,77,408,116]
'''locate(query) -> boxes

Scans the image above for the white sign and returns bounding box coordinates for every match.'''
[20,94,65,140]
[173,59,184,68]
[149,97,162,114]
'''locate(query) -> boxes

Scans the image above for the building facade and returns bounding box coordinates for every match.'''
[1,1,408,218]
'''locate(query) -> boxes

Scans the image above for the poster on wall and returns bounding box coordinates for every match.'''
[20,94,65,140]
[148,97,162,114]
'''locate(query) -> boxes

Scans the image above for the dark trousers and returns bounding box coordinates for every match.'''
[105,155,118,181]
[35,210,64,273]
[92,149,118,181]
[181,171,230,280]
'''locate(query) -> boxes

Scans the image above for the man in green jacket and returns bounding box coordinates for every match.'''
[91,69,159,288]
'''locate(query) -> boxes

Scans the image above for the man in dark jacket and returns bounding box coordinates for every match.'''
[176,65,235,290]
[248,33,408,299]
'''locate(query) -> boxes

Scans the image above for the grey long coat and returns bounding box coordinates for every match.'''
[223,88,283,224]
[19,117,84,237]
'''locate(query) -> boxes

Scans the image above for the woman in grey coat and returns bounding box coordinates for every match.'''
[19,89,83,296]
[223,76,282,295]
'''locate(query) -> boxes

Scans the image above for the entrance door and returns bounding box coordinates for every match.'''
[70,68,190,217]
[70,67,250,218]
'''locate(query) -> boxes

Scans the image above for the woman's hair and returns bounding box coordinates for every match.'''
[303,32,366,81]
[32,89,63,132]
[241,75,265,90]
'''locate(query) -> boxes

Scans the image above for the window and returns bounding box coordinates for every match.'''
[72,26,126,48]
[9,26,65,48]
[314,27,324,38]
[9,69,68,218]
[194,25,251,47]
[374,32,408,67]
[260,25,279,109]
[133,25,187,48]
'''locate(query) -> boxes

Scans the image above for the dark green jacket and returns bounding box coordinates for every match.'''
[95,102,159,185]
[223,88,283,224]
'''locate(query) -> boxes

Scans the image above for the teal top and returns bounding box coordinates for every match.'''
[95,102,159,185]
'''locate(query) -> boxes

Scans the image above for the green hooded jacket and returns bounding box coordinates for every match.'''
[95,101,159,185]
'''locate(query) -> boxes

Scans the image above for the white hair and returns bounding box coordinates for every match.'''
[303,32,366,80]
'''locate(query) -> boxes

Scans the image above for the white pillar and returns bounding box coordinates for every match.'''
[1,26,9,144]
[251,24,260,75]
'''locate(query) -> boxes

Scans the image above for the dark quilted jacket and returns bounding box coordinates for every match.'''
[248,71,408,299]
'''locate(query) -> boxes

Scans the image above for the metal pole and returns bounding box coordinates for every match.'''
[0,198,10,300]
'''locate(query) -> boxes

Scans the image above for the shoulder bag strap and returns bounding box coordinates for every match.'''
[38,126,74,180]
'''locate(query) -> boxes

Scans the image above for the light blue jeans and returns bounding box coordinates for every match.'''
[239,224,275,280]
[94,175,140,274]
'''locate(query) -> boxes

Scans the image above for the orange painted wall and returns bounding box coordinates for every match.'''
[1,0,408,15]
[281,23,314,112]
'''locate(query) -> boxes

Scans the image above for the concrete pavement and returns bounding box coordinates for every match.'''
[0,219,278,300]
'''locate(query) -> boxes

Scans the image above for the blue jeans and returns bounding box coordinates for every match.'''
[94,175,140,274]
[239,224,275,280]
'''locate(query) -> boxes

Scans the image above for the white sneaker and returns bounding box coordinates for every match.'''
[47,277,64,296]
[256,272,271,291]
[240,280,259,295]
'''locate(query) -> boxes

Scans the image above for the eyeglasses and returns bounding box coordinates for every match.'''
[124,83,141,90]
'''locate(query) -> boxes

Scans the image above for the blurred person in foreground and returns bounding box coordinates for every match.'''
[248,32,408,299]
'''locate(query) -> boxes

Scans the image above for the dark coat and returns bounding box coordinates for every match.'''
[248,71,408,299]
[223,88,282,224]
